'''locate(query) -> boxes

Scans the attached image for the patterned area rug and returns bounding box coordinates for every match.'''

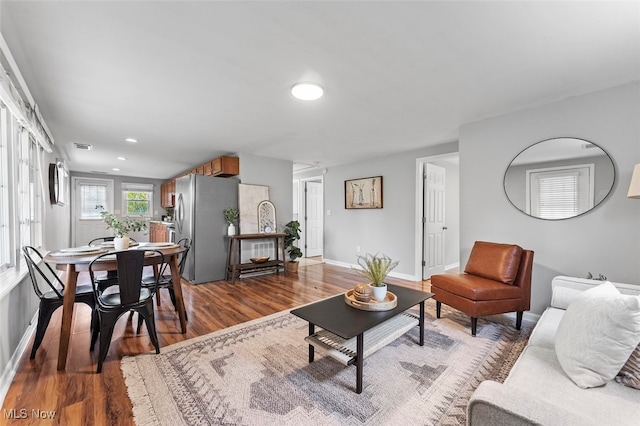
[122,299,533,425]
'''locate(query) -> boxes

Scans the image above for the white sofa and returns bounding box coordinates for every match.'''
[467,276,640,426]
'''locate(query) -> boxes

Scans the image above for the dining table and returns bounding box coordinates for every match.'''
[44,243,188,371]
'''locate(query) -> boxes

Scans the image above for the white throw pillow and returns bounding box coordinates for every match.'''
[555,282,640,389]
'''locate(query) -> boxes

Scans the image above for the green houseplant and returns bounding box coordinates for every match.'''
[283,220,302,273]
[353,252,399,301]
[223,207,239,235]
[100,211,147,249]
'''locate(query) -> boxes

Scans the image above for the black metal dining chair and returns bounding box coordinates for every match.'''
[22,245,98,359]
[88,236,138,291]
[89,249,164,373]
[138,238,191,330]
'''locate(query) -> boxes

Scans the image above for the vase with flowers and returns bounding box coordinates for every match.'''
[100,211,148,250]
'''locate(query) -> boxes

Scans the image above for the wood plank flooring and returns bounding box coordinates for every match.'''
[1,263,430,426]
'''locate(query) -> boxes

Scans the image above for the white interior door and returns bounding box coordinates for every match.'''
[423,163,446,279]
[304,180,323,257]
[72,177,114,246]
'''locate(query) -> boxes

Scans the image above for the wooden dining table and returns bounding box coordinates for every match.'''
[44,244,188,371]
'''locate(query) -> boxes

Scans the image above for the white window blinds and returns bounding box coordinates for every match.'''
[527,164,594,220]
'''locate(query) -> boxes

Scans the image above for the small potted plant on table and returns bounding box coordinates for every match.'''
[100,211,147,250]
[223,207,239,236]
[353,252,399,301]
[283,220,302,274]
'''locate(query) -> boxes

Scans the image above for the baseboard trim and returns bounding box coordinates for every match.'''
[323,258,419,282]
[0,312,37,407]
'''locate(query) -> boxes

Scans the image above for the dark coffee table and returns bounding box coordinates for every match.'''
[291,284,433,393]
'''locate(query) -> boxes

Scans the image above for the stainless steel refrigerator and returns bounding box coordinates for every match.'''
[175,174,238,284]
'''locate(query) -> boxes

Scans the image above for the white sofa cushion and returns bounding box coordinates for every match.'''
[555,282,640,389]
[527,307,564,349]
[505,345,640,425]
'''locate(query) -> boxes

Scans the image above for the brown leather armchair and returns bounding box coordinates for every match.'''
[430,241,534,336]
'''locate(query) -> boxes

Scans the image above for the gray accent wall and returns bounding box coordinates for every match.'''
[459,82,640,315]
[70,171,166,221]
[238,153,293,229]
[322,142,459,277]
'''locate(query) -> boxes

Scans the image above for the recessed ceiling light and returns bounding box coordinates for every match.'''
[291,82,323,101]
[117,156,127,161]
[112,168,120,171]
[125,138,138,143]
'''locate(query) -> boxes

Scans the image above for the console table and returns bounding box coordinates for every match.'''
[225,233,286,283]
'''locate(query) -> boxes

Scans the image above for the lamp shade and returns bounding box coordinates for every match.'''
[628,163,640,199]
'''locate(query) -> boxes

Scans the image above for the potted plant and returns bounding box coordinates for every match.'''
[223,207,239,236]
[100,211,147,250]
[353,252,399,301]
[283,220,302,274]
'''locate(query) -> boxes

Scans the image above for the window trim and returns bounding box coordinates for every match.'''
[121,182,154,217]
[526,163,595,219]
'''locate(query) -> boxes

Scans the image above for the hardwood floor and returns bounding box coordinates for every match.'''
[1,263,430,426]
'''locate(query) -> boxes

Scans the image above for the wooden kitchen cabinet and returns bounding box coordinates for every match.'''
[149,222,168,242]
[211,156,239,177]
[160,179,176,208]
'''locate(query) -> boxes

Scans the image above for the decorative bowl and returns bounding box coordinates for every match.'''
[250,256,270,264]
[353,283,373,302]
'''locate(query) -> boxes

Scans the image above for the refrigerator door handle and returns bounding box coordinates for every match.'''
[176,193,184,234]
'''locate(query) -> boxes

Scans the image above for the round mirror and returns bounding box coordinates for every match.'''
[504,138,615,220]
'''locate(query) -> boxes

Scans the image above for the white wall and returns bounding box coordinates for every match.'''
[459,82,640,314]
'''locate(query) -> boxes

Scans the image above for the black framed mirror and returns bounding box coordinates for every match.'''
[48,163,59,204]
[504,138,615,220]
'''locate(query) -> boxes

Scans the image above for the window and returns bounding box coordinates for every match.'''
[0,107,10,271]
[122,183,154,216]
[0,103,46,277]
[80,183,109,219]
[526,164,595,220]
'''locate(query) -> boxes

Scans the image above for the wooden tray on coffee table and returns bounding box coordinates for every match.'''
[344,290,397,311]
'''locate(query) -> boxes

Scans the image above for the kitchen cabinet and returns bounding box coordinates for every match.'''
[160,180,176,208]
[161,156,238,208]
[211,155,239,177]
[149,222,168,242]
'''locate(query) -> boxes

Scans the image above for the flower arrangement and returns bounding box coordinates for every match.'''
[353,252,399,287]
[100,211,147,238]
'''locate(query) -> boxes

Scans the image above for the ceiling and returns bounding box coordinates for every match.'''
[1,1,638,180]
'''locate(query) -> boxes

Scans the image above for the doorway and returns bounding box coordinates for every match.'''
[71,177,114,246]
[295,176,324,259]
[415,154,460,280]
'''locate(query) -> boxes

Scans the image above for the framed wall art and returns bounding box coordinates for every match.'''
[257,200,277,233]
[238,183,270,233]
[345,176,383,209]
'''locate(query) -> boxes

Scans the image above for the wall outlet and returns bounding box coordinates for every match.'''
[356,245,361,253]
[326,209,331,216]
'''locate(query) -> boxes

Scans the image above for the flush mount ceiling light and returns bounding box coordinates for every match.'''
[112,168,120,171]
[117,156,127,161]
[291,82,323,101]
[125,138,138,143]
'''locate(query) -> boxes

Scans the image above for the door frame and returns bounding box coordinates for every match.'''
[297,175,324,258]
[71,176,114,246]
[414,153,459,280]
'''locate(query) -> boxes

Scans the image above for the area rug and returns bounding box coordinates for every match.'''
[122,299,533,426]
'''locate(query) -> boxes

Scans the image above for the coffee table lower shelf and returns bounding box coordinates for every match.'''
[304,312,419,366]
